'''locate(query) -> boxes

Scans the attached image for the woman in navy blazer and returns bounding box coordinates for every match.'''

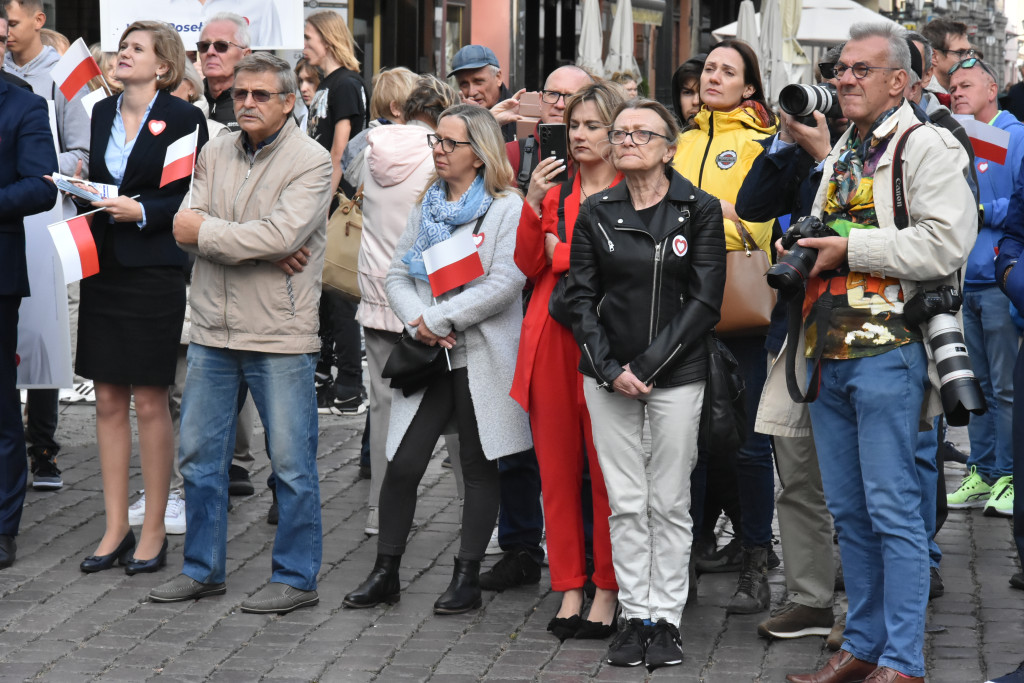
[73,21,208,576]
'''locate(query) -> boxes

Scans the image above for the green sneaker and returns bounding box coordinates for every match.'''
[983,476,1014,518]
[947,465,992,509]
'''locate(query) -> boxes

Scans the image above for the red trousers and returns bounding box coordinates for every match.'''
[529,323,617,592]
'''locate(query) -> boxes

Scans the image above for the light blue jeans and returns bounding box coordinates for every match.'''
[809,344,930,678]
[179,344,322,590]
[962,285,1020,482]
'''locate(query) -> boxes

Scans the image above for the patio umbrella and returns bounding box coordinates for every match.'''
[604,0,640,79]
[759,0,785,107]
[736,0,759,51]
[576,0,604,76]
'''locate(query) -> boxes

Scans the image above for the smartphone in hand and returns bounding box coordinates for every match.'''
[539,123,569,184]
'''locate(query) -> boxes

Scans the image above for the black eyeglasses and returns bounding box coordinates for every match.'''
[818,62,836,80]
[197,40,246,54]
[608,129,671,146]
[833,62,900,80]
[936,47,976,61]
[948,56,998,81]
[427,134,473,153]
[541,90,574,104]
[231,88,287,103]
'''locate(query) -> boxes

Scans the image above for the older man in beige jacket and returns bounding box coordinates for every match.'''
[149,53,333,615]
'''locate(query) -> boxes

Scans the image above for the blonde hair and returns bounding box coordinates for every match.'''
[40,28,69,54]
[306,10,360,72]
[421,104,515,200]
[88,42,121,94]
[370,67,418,120]
[564,82,626,163]
[119,21,186,92]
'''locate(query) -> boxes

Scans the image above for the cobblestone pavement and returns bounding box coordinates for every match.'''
[0,403,1021,682]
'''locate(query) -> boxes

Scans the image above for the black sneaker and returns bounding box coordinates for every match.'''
[30,449,62,490]
[644,619,683,670]
[479,549,541,591]
[332,386,367,415]
[267,488,279,525]
[929,566,944,600]
[606,618,648,667]
[315,375,335,415]
[228,464,254,496]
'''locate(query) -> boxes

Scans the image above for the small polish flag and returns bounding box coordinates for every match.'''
[954,114,1011,165]
[160,127,199,188]
[422,229,485,297]
[48,215,98,284]
[50,38,102,102]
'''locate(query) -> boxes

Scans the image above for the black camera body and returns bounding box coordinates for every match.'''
[902,286,986,426]
[765,216,839,298]
[779,83,843,126]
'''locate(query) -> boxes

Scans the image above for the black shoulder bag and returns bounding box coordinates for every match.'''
[546,181,577,328]
[699,333,747,454]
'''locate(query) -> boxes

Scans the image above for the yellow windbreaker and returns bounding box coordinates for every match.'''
[673,106,777,252]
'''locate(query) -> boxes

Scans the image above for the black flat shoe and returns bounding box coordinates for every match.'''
[576,602,620,640]
[547,613,583,641]
[124,537,168,575]
[81,530,136,573]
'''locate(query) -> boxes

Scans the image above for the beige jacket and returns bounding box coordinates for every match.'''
[756,101,975,434]
[181,118,333,354]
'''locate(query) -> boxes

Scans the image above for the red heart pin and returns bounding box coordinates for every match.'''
[148,120,167,136]
[672,234,688,257]
[473,233,484,248]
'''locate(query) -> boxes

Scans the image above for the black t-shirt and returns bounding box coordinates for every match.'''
[204,80,238,131]
[307,67,369,153]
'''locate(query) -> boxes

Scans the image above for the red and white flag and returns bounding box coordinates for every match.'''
[955,114,1011,165]
[160,127,199,188]
[50,38,102,101]
[48,215,98,284]
[422,229,485,297]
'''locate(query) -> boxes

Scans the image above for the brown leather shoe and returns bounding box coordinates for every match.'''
[864,667,924,683]
[786,650,878,683]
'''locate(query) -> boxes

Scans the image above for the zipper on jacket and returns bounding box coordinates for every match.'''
[649,242,663,343]
[232,149,260,210]
[596,294,606,317]
[596,222,615,252]
[696,113,715,188]
[224,148,261,343]
[582,343,609,388]
[648,344,683,383]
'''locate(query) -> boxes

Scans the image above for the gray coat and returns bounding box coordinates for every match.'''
[385,191,533,461]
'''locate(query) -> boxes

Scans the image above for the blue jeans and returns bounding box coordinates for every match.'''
[809,344,931,677]
[497,448,544,564]
[962,285,1019,481]
[179,344,321,590]
[915,420,940,568]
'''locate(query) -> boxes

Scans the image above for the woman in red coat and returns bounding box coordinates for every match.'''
[511,82,624,640]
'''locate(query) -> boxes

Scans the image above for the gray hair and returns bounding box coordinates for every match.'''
[905,30,933,74]
[848,22,911,74]
[234,53,297,98]
[203,11,251,48]
[181,59,204,102]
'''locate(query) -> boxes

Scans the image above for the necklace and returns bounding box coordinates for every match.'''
[580,178,612,200]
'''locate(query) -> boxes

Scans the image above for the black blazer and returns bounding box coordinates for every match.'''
[88,89,209,268]
[0,75,59,296]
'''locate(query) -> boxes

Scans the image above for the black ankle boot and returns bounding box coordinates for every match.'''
[434,557,482,615]
[343,554,401,608]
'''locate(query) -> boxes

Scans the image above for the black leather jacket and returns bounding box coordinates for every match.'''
[567,169,726,389]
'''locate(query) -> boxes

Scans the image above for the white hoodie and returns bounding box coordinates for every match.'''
[355,120,435,332]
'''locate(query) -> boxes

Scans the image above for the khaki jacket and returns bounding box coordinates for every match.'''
[756,101,975,434]
[181,118,333,354]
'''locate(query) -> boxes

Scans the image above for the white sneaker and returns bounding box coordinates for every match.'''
[485,526,502,555]
[128,491,146,525]
[74,380,96,403]
[364,506,379,535]
[59,388,81,403]
[165,491,186,535]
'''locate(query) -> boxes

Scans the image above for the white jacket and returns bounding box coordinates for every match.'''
[756,101,976,434]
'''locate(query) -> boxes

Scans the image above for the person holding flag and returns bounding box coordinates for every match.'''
[344,104,532,615]
[71,21,207,576]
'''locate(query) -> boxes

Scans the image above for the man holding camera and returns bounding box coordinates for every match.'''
[781,23,974,683]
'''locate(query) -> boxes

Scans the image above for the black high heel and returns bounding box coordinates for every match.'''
[575,601,621,640]
[547,612,583,641]
[80,530,136,573]
[124,537,168,575]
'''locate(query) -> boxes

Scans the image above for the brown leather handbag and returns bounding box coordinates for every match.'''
[716,221,776,336]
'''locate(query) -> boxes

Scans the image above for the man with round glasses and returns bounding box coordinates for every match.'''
[198,12,251,132]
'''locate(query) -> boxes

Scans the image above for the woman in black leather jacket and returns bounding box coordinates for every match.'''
[565,99,725,670]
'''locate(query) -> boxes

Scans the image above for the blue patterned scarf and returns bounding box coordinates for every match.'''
[403,175,492,282]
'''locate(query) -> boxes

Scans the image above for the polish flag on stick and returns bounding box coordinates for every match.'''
[48,215,98,284]
[422,229,485,297]
[955,115,1011,165]
[160,125,200,188]
[50,38,102,101]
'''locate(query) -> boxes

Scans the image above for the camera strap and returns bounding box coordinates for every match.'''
[891,123,924,229]
[784,294,828,403]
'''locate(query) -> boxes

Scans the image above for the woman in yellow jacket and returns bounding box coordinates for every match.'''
[673,39,779,616]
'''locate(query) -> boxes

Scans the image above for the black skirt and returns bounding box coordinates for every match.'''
[76,259,185,387]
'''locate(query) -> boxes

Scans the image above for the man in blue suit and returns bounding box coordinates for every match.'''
[0,63,60,569]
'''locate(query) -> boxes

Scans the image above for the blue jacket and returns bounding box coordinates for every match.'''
[968,110,1024,286]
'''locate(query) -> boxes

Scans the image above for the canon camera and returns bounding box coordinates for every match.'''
[765,216,839,298]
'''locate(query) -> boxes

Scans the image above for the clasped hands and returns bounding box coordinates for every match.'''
[409,315,456,350]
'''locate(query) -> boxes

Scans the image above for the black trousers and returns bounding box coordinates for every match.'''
[0,296,27,535]
[377,368,498,561]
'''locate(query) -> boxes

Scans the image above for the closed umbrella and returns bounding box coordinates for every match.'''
[736,0,759,52]
[577,0,604,76]
[759,0,785,107]
[604,0,640,79]
[781,0,810,88]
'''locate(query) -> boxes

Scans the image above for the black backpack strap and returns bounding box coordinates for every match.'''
[517,135,538,195]
[891,123,924,229]
[554,179,574,242]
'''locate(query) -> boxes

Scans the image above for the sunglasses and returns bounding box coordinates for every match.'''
[197,40,245,54]
[231,88,287,103]
[948,56,998,81]
[818,62,836,80]
[0,35,7,45]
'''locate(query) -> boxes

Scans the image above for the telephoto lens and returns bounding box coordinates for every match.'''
[779,83,842,126]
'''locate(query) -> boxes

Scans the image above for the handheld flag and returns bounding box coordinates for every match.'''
[160,127,199,188]
[48,215,98,283]
[422,229,484,297]
[954,114,1011,165]
[50,38,102,101]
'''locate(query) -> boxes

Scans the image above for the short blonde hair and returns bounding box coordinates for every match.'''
[306,10,360,72]
[431,104,515,199]
[119,21,186,92]
[370,67,418,120]
[40,28,69,54]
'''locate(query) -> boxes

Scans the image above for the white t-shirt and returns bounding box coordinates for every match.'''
[166,0,283,49]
